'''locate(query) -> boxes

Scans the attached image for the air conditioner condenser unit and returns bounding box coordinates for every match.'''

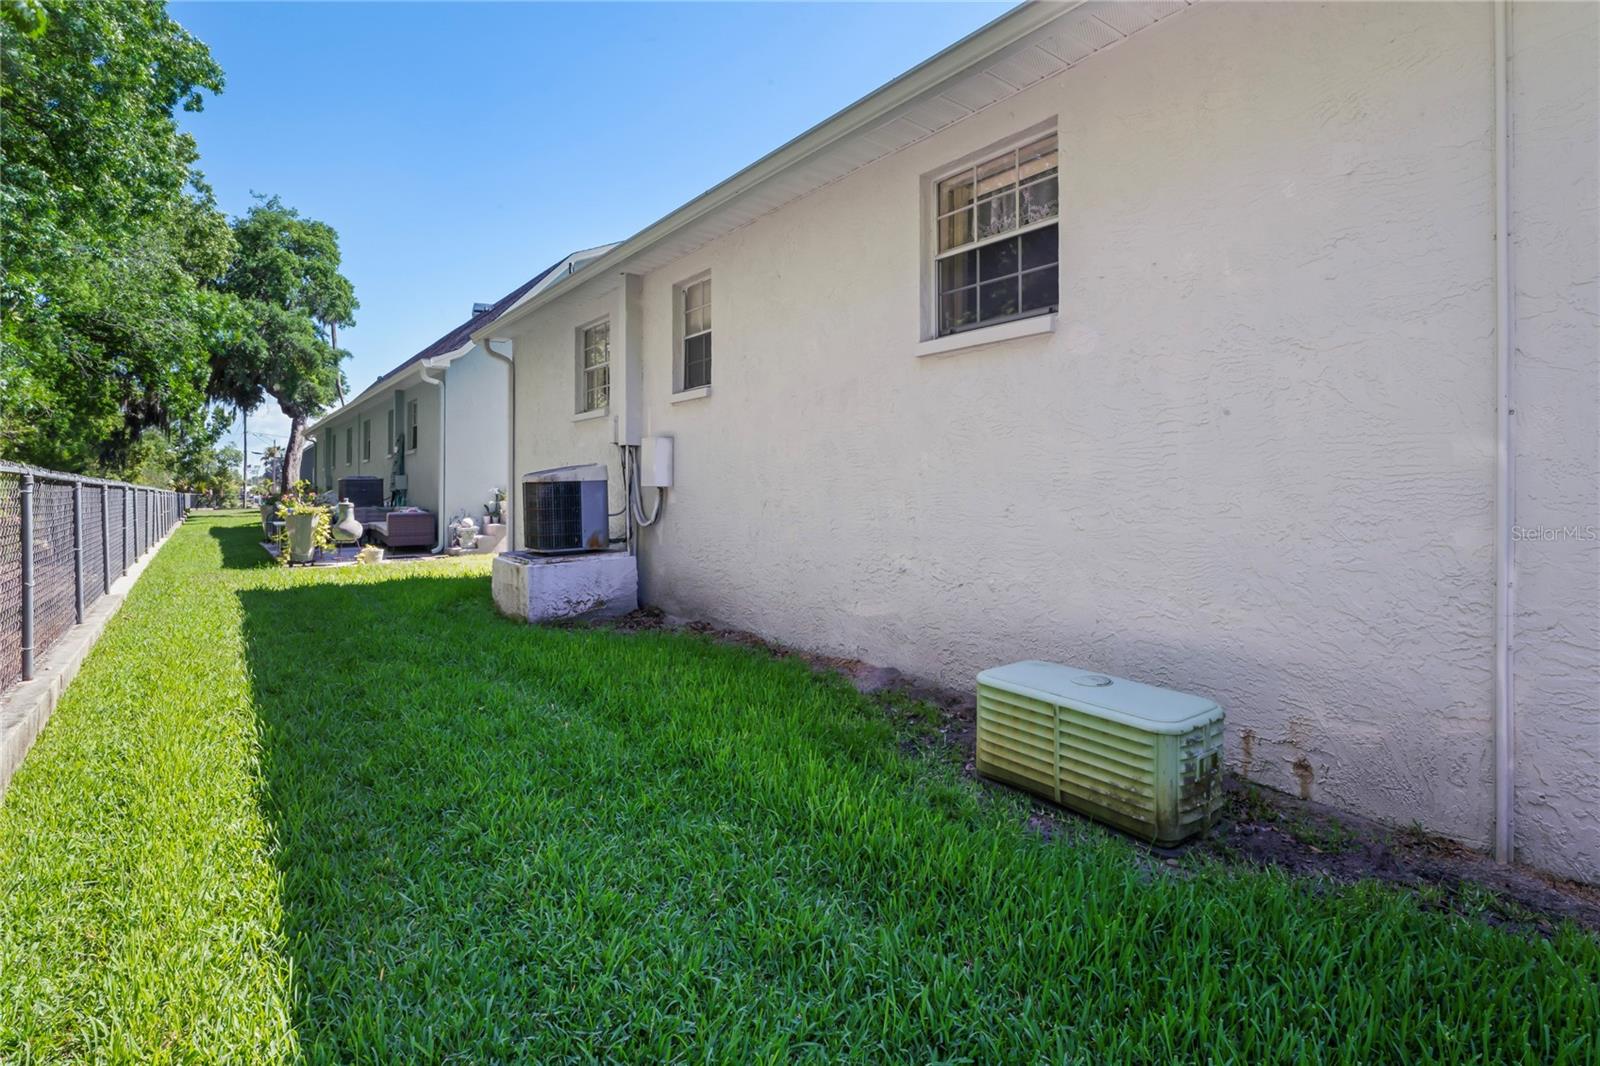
[521,463,609,553]
[976,661,1224,845]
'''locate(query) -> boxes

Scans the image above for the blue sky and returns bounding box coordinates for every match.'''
[171,1,1009,463]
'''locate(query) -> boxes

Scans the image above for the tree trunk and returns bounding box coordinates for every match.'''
[280,411,307,496]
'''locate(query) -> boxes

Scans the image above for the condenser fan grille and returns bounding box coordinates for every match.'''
[523,481,584,551]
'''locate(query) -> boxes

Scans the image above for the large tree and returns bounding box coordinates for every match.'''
[0,0,233,474]
[113,402,233,490]
[212,196,356,494]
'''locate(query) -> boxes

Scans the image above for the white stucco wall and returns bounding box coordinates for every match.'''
[442,343,514,531]
[314,377,441,515]
[508,2,1598,878]
[513,283,631,552]
[1507,1,1600,881]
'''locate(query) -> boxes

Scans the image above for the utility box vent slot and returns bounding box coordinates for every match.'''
[976,661,1224,845]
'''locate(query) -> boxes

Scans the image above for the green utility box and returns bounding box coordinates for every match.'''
[976,661,1225,845]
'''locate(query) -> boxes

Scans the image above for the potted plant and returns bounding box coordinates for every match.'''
[272,482,333,565]
[485,487,507,525]
[259,482,283,536]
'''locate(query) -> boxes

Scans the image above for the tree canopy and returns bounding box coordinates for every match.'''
[213,196,356,494]
[1,3,359,491]
[1,0,236,475]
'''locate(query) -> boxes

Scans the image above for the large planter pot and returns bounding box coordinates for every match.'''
[285,511,322,564]
[259,501,278,536]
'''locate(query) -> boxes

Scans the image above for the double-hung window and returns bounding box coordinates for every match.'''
[344,426,353,466]
[406,399,419,452]
[580,321,610,413]
[934,132,1059,336]
[680,277,712,391]
[361,419,371,462]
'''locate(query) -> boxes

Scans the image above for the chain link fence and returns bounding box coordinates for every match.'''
[0,462,195,698]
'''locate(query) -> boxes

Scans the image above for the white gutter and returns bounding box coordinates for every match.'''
[484,337,515,551]
[1492,0,1516,865]
[417,361,448,553]
[471,0,1081,345]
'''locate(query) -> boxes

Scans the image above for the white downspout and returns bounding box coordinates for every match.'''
[418,361,448,553]
[1492,0,1516,864]
[485,337,515,551]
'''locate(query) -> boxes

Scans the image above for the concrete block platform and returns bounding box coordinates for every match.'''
[492,550,638,624]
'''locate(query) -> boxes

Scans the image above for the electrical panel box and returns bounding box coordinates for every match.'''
[642,435,673,488]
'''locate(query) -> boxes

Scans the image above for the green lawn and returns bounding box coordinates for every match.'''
[1,513,1595,1064]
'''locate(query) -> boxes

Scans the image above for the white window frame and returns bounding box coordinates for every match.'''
[673,272,712,397]
[575,317,611,415]
[922,121,1060,344]
[406,399,419,453]
[386,409,395,456]
[361,418,371,462]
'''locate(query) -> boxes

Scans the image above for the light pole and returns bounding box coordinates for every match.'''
[240,406,249,508]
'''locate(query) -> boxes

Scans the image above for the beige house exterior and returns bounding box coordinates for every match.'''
[477,2,1599,881]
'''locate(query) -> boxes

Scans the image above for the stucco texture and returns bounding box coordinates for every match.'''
[441,344,513,526]
[508,3,1599,879]
[1507,1,1600,881]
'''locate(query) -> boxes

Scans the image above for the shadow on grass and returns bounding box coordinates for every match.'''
[235,558,939,1061]
[233,552,1600,1065]
[208,518,272,570]
[239,572,518,1058]
[236,569,810,1060]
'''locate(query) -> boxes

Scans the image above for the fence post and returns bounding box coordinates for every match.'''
[73,480,84,625]
[100,484,110,594]
[20,472,34,682]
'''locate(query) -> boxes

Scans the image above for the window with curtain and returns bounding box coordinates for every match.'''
[580,321,610,412]
[681,277,711,390]
[934,132,1058,336]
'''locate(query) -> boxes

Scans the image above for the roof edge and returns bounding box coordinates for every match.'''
[308,360,429,434]
[474,0,1075,342]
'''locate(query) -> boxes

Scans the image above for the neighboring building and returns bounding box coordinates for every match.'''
[476,1,1599,880]
[309,245,615,544]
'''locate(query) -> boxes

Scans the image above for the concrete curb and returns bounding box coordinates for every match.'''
[0,520,183,799]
